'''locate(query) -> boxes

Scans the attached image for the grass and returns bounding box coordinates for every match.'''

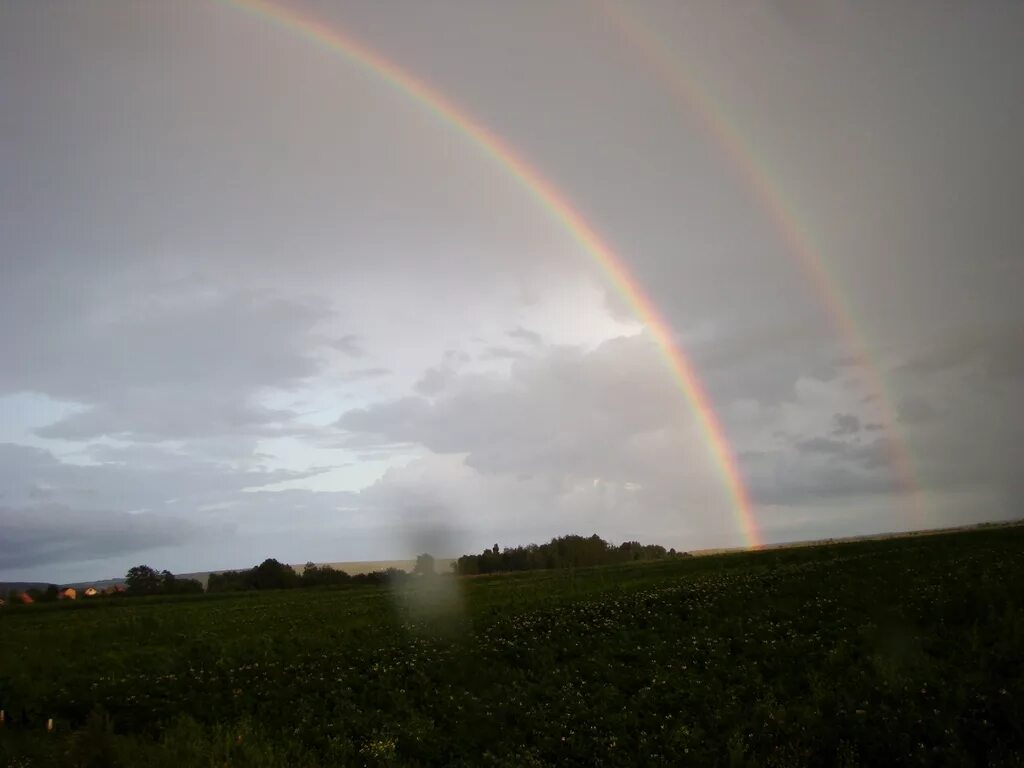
[1,526,1022,766]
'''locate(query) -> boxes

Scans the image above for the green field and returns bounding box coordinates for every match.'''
[1,526,1022,767]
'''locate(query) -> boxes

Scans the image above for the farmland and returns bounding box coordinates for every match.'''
[1,526,1022,767]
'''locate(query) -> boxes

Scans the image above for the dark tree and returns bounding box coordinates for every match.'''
[207,570,249,592]
[251,558,300,590]
[414,553,435,576]
[125,565,163,595]
[161,571,203,594]
[454,534,675,575]
[302,562,351,587]
[160,570,177,591]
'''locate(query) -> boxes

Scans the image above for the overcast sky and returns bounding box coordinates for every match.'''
[2,0,1022,583]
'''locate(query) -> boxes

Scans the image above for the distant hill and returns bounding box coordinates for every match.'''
[0,577,126,593]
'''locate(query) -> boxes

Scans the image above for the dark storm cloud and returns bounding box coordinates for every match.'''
[747,464,902,508]
[898,327,1024,381]
[34,395,302,443]
[793,436,889,472]
[831,414,861,436]
[687,320,843,406]
[0,442,339,573]
[0,443,324,513]
[0,273,332,442]
[0,505,206,571]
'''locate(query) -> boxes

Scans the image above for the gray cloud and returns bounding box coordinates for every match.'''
[898,395,940,425]
[898,327,1024,381]
[0,505,205,572]
[330,335,365,358]
[35,393,301,443]
[413,350,470,396]
[415,371,451,397]
[480,346,528,361]
[793,436,889,472]
[831,413,860,436]
[796,436,850,456]
[508,326,543,345]
[340,335,698,478]
[337,367,392,382]
[0,443,321,512]
[1,276,332,442]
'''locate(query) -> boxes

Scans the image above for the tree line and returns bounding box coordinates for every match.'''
[124,565,204,595]
[206,555,437,592]
[111,557,437,596]
[454,534,688,575]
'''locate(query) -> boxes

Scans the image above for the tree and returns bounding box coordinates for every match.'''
[125,565,162,595]
[302,562,351,587]
[414,553,435,576]
[160,570,203,594]
[251,558,300,590]
[207,570,248,592]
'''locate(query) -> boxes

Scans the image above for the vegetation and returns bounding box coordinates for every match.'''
[455,533,680,575]
[0,526,1022,766]
[207,559,409,592]
[125,566,202,597]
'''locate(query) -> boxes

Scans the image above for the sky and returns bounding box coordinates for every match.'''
[1,0,1022,583]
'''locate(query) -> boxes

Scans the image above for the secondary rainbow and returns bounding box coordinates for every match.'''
[597,0,923,520]
[221,0,762,547]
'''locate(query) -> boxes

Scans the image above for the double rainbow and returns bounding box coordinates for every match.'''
[597,1,923,521]
[215,0,900,549]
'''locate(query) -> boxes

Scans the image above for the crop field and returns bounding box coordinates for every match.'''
[1,526,1022,767]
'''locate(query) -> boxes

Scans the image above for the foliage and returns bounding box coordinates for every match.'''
[455,533,677,575]
[207,559,301,592]
[158,572,203,596]
[1,526,1022,766]
[300,562,351,588]
[125,566,202,597]
[414,553,436,576]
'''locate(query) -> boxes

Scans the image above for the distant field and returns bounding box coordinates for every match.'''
[1,527,1022,766]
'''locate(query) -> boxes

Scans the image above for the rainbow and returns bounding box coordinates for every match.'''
[221,0,763,547]
[597,0,924,521]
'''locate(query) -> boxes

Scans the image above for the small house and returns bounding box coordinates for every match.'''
[18,592,34,604]
[57,587,77,600]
